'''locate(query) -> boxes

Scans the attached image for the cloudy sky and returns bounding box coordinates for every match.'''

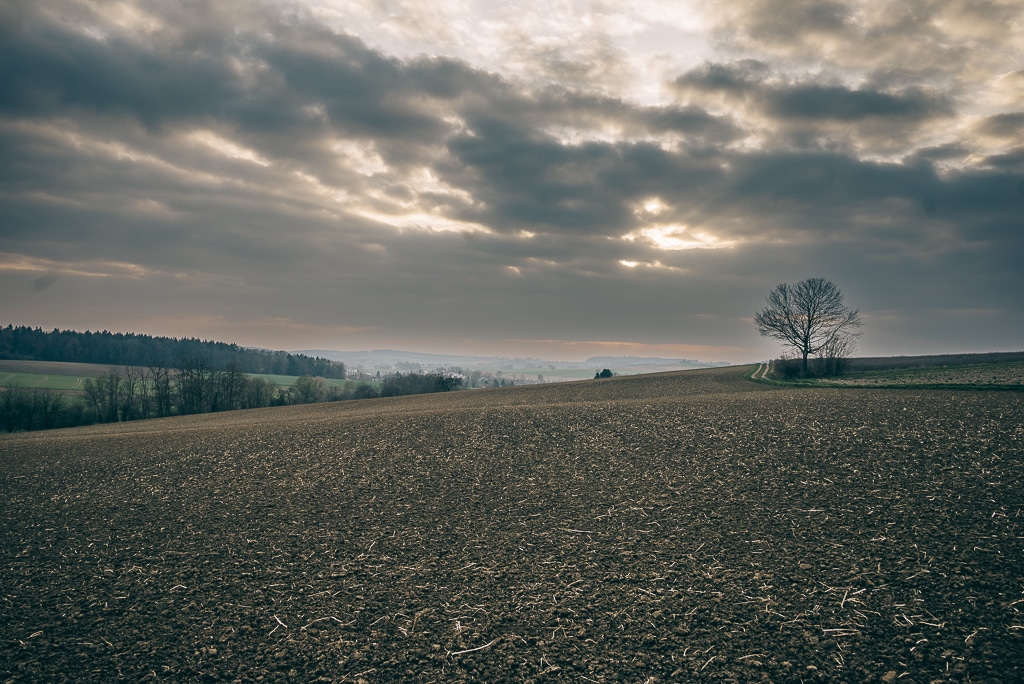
[2,0,1022,363]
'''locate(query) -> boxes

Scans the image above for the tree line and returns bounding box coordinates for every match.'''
[2,359,309,431]
[1,361,464,433]
[0,325,345,378]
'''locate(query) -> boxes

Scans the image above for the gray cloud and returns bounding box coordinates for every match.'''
[673,59,769,95]
[976,112,1024,141]
[763,84,951,123]
[30,271,60,293]
[1,0,1022,361]
[709,0,1022,81]
[675,61,952,128]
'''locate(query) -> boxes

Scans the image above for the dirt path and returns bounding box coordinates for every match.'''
[1,367,1021,682]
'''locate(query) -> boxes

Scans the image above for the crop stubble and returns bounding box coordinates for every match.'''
[1,367,1021,682]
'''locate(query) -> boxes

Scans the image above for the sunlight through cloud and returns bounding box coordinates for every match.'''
[356,210,491,235]
[0,252,150,279]
[619,259,683,271]
[331,139,390,176]
[623,224,737,250]
[636,197,669,216]
[188,131,271,167]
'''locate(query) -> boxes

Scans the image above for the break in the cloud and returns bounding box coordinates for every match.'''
[0,0,1021,362]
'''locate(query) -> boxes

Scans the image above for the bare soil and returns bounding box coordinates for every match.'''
[810,363,1024,389]
[1,367,1021,682]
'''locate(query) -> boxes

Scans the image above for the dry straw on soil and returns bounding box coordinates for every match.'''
[1,366,1022,682]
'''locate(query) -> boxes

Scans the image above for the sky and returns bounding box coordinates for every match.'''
[1,0,1022,363]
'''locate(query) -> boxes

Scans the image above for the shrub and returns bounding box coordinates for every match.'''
[771,357,803,379]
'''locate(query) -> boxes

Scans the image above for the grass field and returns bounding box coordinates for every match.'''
[0,372,87,391]
[1,366,1021,682]
[0,360,352,393]
[0,361,123,392]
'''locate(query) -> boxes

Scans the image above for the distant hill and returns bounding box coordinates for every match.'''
[585,356,728,368]
[1,325,346,378]
[296,349,728,375]
[298,349,508,367]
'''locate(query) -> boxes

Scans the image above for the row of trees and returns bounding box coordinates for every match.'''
[2,365,304,432]
[1,364,465,433]
[0,325,346,378]
[379,372,462,396]
[1,387,68,432]
[78,358,287,423]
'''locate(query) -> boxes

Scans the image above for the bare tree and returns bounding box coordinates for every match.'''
[755,277,861,375]
[148,366,173,418]
[1,384,25,432]
[815,330,857,377]
[136,366,153,419]
[120,366,144,421]
[35,390,66,429]
[83,370,122,422]
[82,376,103,422]
[216,362,247,411]
[176,355,211,415]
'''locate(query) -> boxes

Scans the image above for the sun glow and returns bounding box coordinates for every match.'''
[618,259,683,271]
[636,197,669,216]
[188,131,270,167]
[0,252,150,279]
[623,224,736,250]
[356,210,491,235]
[331,139,389,176]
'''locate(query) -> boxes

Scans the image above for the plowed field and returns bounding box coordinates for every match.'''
[2,367,1021,682]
